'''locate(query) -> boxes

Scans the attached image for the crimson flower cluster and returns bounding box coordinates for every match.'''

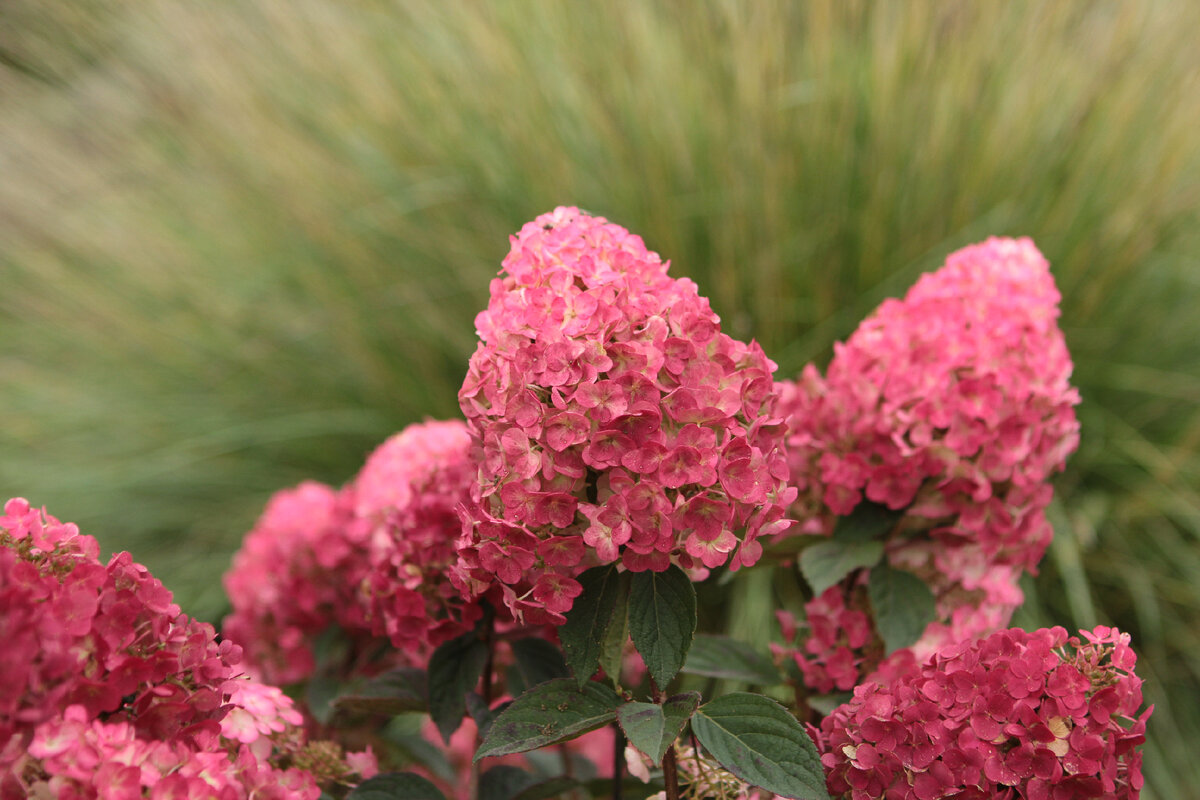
[0,497,351,800]
[819,626,1150,800]
[456,206,794,623]
[776,238,1080,691]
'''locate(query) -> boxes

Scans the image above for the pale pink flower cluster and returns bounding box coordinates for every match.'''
[222,481,375,685]
[778,238,1080,691]
[0,498,324,800]
[819,626,1150,800]
[456,207,794,623]
[351,420,484,651]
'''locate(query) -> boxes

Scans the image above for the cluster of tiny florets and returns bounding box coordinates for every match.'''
[777,238,1080,691]
[819,626,1150,800]
[782,237,1079,564]
[456,207,794,622]
[350,419,483,652]
[0,498,330,799]
[222,481,376,685]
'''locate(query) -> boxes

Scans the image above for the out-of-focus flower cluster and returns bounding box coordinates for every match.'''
[776,238,1080,691]
[223,420,480,684]
[819,626,1150,800]
[352,420,483,652]
[0,498,378,800]
[456,206,795,624]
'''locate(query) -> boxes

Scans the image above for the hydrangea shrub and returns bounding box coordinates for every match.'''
[3,211,1151,800]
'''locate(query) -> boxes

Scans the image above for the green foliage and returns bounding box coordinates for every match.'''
[691,693,830,800]
[1,2,1199,795]
[427,626,489,743]
[560,565,628,688]
[347,773,446,800]
[800,539,884,597]
[867,564,938,654]
[682,634,781,686]
[618,692,698,766]
[474,679,621,760]
[628,565,697,690]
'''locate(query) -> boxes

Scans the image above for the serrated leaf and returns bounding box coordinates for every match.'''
[512,637,570,688]
[598,576,630,684]
[475,679,621,761]
[560,564,627,688]
[867,563,936,654]
[799,538,884,597]
[832,502,903,543]
[332,667,427,717]
[682,634,782,685]
[618,693,700,765]
[691,693,830,800]
[617,702,665,764]
[347,772,446,800]
[628,565,697,689]
[428,628,489,743]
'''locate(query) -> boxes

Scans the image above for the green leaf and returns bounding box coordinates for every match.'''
[799,538,884,597]
[832,502,903,543]
[617,702,664,764]
[682,634,782,685]
[618,693,700,765]
[628,564,697,689]
[332,667,427,717]
[428,628,489,743]
[560,565,628,688]
[867,563,937,654]
[691,693,830,800]
[511,637,570,688]
[598,576,630,685]
[475,678,621,761]
[346,772,446,800]
[511,777,580,800]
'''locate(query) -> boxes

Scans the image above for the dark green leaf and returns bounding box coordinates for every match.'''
[628,565,697,689]
[512,777,580,800]
[383,731,454,783]
[867,564,936,654]
[475,678,621,761]
[305,673,341,725]
[691,693,830,800]
[346,772,446,800]
[617,702,664,764]
[512,637,570,688]
[618,693,700,765]
[682,634,782,685]
[560,565,627,688]
[799,538,884,597]
[598,576,630,685]
[584,777,664,800]
[479,765,535,800]
[332,667,427,717]
[832,502,903,543]
[428,628,489,743]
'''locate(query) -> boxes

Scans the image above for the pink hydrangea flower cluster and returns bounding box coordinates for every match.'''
[0,498,326,800]
[777,238,1080,692]
[456,207,794,623]
[350,419,483,652]
[819,626,1150,800]
[223,481,377,685]
[782,237,1080,565]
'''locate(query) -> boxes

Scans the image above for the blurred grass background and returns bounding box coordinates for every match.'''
[1,1,1197,795]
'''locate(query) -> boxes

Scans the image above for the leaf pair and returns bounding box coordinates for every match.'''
[560,563,697,690]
